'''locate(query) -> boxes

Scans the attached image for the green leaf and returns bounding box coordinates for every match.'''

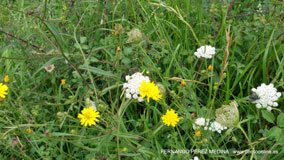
[81,44,89,50]
[277,113,284,128]
[80,36,87,44]
[79,64,117,78]
[267,126,282,139]
[279,135,284,144]
[122,57,131,64]
[261,110,275,124]
[44,21,67,52]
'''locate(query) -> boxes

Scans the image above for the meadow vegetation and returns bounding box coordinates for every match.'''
[0,0,283,159]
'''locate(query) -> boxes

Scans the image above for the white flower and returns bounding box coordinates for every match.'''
[193,117,210,130]
[209,121,227,133]
[194,45,216,59]
[123,72,149,101]
[44,64,55,72]
[193,117,227,133]
[251,83,281,111]
[190,156,199,160]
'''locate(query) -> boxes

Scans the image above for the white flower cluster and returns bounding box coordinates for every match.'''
[208,121,227,133]
[194,45,216,59]
[251,83,281,111]
[193,117,210,130]
[193,117,227,133]
[123,72,149,102]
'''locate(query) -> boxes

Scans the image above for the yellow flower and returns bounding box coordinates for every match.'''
[161,109,180,127]
[26,128,33,134]
[208,65,213,71]
[139,81,161,102]
[0,83,8,99]
[195,130,202,137]
[4,75,9,83]
[78,107,100,127]
[61,79,66,85]
[180,80,186,86]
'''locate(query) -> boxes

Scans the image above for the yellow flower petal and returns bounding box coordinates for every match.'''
[139,81,161,102]
[0,83,8,99]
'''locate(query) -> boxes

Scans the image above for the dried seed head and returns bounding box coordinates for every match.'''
[127,28,143,43]
[215,101,239,127]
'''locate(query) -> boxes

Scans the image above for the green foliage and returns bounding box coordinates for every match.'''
[261,110,275,124]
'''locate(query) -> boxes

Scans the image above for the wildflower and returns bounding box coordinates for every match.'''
[195,130,202,137]
[161,109,180,127]
[194,45,216,59]
[193,117,227,133]
[60,79,66,85]
[26,128,33,134]
[190,156,199,160]
[180,80,186,86]
[208,121,227,133]
[215,101,239,127]
[123,72,150,102]
[4,75,9,83]
[207,65,213,71]
[139,81,161,102]
[0,83,8,99]
[127,28,143,42]
[44,64,55,72]
[193,117,210,130]
[78,107,100,127]
[251,83,281,111]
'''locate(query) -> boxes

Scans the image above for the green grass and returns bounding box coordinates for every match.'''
[0,0,284,159]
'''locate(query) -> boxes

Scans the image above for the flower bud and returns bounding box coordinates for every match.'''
[207,65,213,71]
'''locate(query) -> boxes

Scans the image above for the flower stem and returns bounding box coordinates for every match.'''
[237,123,255,159]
